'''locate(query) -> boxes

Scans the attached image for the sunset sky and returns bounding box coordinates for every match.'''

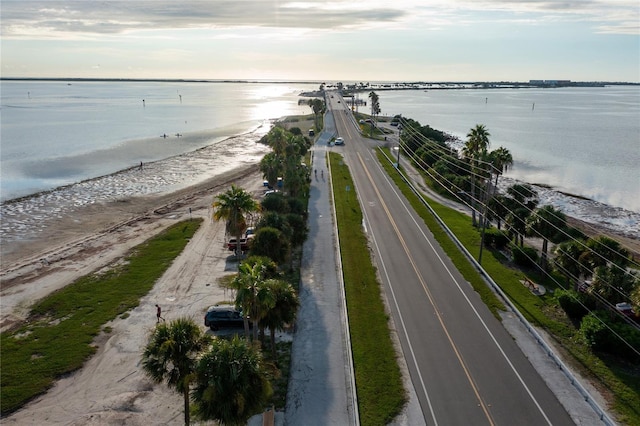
[2,0,638,82]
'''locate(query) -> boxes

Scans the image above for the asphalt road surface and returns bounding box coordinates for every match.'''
[326,92,575,425]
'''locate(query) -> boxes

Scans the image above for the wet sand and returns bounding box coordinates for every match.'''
[0,163,265,327]
[1,165,274,424]
[1,125,272,266]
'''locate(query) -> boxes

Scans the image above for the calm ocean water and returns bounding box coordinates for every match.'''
[0,80,317,201]
[0,81,638,239]
[377,86,640,214]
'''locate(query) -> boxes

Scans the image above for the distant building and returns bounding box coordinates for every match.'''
[529,79,572,87]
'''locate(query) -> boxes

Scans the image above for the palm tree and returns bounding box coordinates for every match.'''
[488,146,513,203]
[483,146,513,231]
[307,98,325,131]
[232,260,264,338]
[286,164,309,199]
[283,142,304,197]
[289,132,311,157]
[193,336,272,425]
[590,265,638,305]
[586,236,630,270]
[507,183,539,211]
[259,279,299,359]
[464,124,491,157]
[526,205,567,270]
[260,152,282,189]
[489,146,513,176]
[232,258,276,340]
[554,240,587,289]
[285,212,308,247]
[267,126,289,156]
[368,91,380,118]
[487,194,510,230]
[368,91,380,136]
[213,185,259,257]
[506,207,530,247]
[462,124,491,226]
[141,318,211,426]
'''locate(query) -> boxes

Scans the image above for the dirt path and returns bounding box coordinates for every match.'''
[2,167,265,424]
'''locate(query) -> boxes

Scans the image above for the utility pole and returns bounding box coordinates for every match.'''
[478,165,498,264]
[395,115,402,168]
[396,124,401,167]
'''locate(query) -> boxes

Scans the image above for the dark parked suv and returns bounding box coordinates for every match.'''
[204,306,245,331]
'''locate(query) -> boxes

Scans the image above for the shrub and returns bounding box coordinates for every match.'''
[483,228,510,250]
[261,193,290,214]
[581,312,640,362]
[512,246,538,268]
[580,311,611,352]
[287,197,307,217]
[611,321,640,361]
[556,289,595,320]
[251,227,289,265]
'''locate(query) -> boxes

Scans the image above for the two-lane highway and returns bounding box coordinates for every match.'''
[326,93,575,425]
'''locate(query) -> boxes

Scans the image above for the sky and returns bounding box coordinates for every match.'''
[1,0,639,82]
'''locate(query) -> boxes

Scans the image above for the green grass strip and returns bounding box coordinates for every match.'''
[377,148,640,424]
[1,219,203,415]
[329,152,406,426]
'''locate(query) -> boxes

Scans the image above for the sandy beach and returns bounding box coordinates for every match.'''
[1,159,276,424]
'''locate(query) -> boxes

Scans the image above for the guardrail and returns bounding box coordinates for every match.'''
[378,147,615,425]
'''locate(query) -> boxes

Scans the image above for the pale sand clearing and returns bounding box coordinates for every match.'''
[2,164,274,425]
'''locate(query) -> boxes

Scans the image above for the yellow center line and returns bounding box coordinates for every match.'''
[356,152,495,426]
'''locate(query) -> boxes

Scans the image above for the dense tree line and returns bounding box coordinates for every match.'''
[142,125,310,424]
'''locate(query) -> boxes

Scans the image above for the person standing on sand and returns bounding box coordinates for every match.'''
[155,304,164,323]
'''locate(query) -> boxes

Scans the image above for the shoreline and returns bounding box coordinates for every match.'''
[4,77,638,87]
[0,125,273,262]
[0,120,270,205]
[1,162,264,330]
[0,158,264,267]
[0,114,318,272]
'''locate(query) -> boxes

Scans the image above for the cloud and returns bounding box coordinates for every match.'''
[0,0,405,38]
[1,0,637,42]
[447,0,639,34]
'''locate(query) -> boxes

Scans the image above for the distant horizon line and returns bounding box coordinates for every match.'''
[2,77,639,86]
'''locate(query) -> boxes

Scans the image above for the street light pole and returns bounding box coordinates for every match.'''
[478,167,496,264]
[396,116,402,168]
[478,201,489,264]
